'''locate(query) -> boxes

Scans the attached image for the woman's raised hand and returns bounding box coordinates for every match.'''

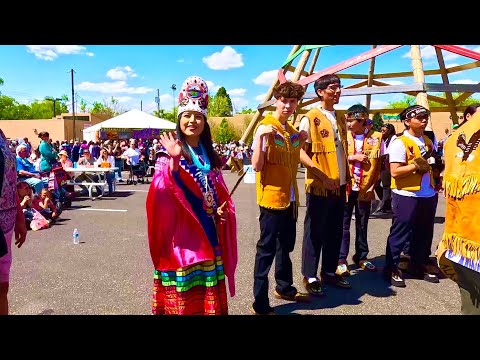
[159,132,182,159]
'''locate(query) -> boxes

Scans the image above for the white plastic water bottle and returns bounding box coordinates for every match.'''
[73,228,80,244]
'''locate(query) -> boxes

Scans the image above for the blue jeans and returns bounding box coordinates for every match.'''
[114,158,123,179]
[21,177,48,194]
[100,172,115,194]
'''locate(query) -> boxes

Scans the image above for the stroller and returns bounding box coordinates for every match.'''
[47,164,72,209]
[127,160,149,185]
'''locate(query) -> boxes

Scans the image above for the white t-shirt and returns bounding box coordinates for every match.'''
[299,107,347,186]
[123,148,140,166]
[253,123,295,202]
[388,130,435,198]
[350,134,385,192]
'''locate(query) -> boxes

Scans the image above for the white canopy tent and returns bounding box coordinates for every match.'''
[83,109,175,142]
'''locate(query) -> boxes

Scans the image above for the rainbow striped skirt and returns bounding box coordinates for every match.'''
[152,246,228,315]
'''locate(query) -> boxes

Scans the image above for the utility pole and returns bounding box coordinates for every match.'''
[71,69,76,140]
[46,97,62,117]
[156,89,160,116]
[141,100,143,111]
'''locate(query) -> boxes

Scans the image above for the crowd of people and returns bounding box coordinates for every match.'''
[2,73,480,316]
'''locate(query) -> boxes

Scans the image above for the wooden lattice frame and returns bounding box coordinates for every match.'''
[239,45,480,143]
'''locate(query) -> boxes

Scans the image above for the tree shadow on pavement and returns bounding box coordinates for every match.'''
[274,255,396,315]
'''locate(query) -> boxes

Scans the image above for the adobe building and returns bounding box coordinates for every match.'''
[0,112,111,147]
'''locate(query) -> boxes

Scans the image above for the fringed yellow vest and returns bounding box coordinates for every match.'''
[304,108,350,197]
[347,130,383,201]
[390,135,435,191]
[437,114,480,281]
[255,115,301,210]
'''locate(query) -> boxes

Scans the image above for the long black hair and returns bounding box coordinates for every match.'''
[175,115,222,170]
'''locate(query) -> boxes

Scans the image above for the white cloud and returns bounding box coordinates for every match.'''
[451,79,479,84]
[177,58,185,63]
[76,80,153,95]
[202,46,244,70]
[254,70,278,85]
[253,70,293,86]
[86,52,95,57]
[205,81,220,94]
[231,97,249,111]
[26,45,92,61]
[383,80,405,86]
[106,66,138,81]
[114,96,133,103]
[255,93,267,102]
[445,63,459,68]
[228,88,246,97]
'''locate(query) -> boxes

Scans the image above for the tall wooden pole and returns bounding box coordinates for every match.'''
[239,45,302,144]
[410,45,433,130]
[366,45,377,111]
[435,47,459,125]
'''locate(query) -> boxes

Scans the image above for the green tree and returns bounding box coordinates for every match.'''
[216,87,233,116]
[214,118,237,143]
[153,108,176,122]
[208,95,230,117]
[372,112,383,131]
[90,97,126,117]
[240,107,256,114]
[387,95,416,109]
[80,99,87,112]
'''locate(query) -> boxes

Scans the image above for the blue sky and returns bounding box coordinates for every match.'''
[1,45,480,115]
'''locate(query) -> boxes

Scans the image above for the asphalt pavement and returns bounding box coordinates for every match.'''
[9,169,461,315]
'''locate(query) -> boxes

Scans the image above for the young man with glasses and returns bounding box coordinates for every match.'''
[336,105,384,277]
[298,74,352,295]
[384,104,439,287]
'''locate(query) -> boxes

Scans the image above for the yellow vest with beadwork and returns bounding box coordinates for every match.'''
[347,130,383,201]
[255,115,301,210]
[390,135,435,191]
[438,115,480,273]
[304,107,350,197]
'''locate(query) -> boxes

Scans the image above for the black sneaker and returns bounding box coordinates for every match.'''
[251,305,275,315]
[384,269,406,288]
[423,273,439,283]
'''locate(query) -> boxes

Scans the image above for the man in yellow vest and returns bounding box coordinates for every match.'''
[336,105,384,276]
[251,80,310,315]
[384,104,439,287]
[437,111,480,314]
[298,74,352,295]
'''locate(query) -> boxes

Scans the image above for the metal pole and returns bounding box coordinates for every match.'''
[157,89,160,116]
[71,69,76,140]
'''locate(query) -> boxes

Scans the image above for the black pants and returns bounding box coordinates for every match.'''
[385,193,436,271]
[302,186,346,278]
[253,203,297,313]
[339,190,371,263]
[375,169,392,212]
[402,193,439,259]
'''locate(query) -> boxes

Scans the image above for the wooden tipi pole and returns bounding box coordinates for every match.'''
[293,47,321,125]
[239,45,301,144]
[434,47,459,125]
[365,45,377,111]
[410,45,433,131]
